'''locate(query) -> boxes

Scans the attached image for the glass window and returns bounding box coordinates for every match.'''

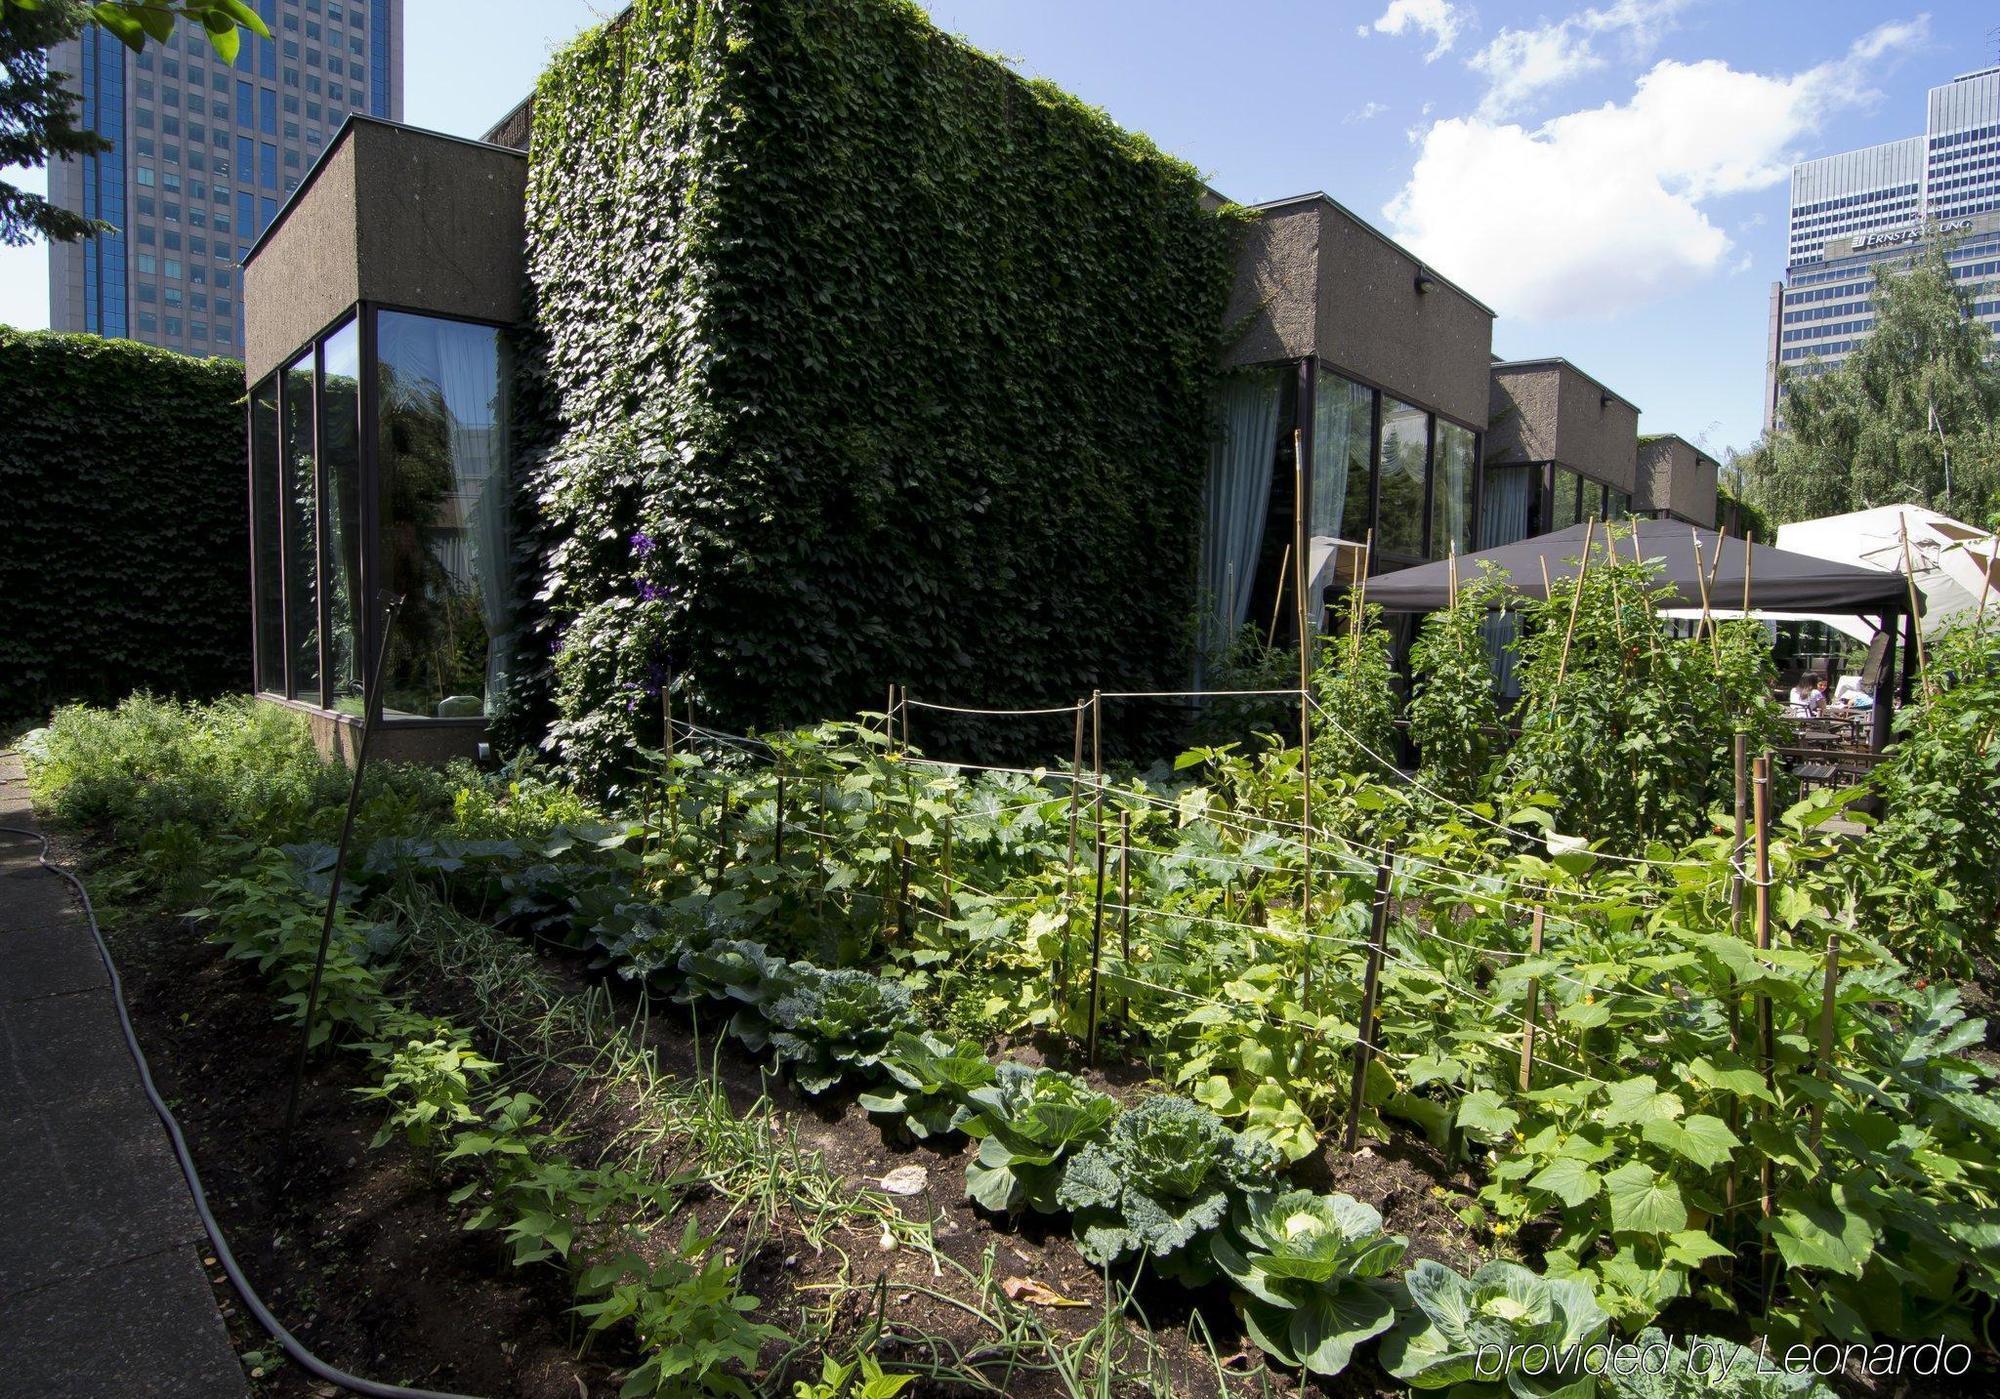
[1431,421,1477,558]
[1376,398,1429,559]
[1549,466,1582,532]
[1310,367,1372,548]
[282,350,321,701]
[1481,464,1535,548]
[252,379,284,692]
[376,311,512,718]
[321,320,365,711]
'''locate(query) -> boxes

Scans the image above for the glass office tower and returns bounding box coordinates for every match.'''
[45,0,404,356]
[1765,67,2000,432]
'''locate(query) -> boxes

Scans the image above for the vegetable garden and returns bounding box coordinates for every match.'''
[21,540,2000,1398]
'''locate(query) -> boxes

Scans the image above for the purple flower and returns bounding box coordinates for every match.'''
[638,580,665,602]
[642,662,668,696]
[630,530,657,560]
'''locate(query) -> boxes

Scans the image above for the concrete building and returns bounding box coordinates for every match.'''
[1482,359,1639,548]
[1213,192,1494,644]
[239,108,1718,749]
[1764,66,2000,432]
[46,1,403,357]
[1636,435,1718,529]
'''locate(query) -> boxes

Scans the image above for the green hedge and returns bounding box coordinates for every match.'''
[0,328,249,720]
[520,0,1242,785]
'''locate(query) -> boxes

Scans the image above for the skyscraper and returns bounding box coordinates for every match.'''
[1764,66,2000,433]
[45,1,403,356]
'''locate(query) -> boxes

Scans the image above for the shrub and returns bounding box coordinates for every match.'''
[0,329,248,720]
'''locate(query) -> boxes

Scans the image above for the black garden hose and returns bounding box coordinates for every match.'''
[0,820,486,1399]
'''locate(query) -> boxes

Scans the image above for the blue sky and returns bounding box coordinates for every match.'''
[0,1,1988,454]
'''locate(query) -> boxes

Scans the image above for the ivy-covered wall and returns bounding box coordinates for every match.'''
[520,0,1241,783]
[0,329,249,720]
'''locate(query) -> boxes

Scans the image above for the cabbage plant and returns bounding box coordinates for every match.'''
[1381,1259,1611,1398]
[1055,1093,1281,1273]
[857,1030,995,1139]
[766,967,918,1094]
[1210,1189,1407,1377]
[961,1064,1117,1214]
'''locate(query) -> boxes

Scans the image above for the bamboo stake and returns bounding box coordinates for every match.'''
[1724,731,1747,1249]
[1899,513,1933,700]
[1294,435,1315,1006]
[885,683,896,747]
[1345,847,1397,1151]
[1118,811,1133,1025]
[1692,528,1719,659]
[1741,530,1755,615]
[774,771,786,866]
[1518,907,1546,1093]
[1978,541,1996,628]
[1061,697,1084,1011]
[1085,819,1108,1066]
[1752,754,1776,1252]
[1808,928,1840,1153]
[1266,540,1292,648]
[1551,518,1597,701]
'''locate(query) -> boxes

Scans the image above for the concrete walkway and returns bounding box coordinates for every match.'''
[0,750,247,1398]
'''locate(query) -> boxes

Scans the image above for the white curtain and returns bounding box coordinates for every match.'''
[1311,370,1367,541]
[1482,464,1534,549]
[1199,371,1282,669]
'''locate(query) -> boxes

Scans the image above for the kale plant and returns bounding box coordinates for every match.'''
[1055,1093,1281,1274]
[1211,1189,1407,1377]
[961,1064,1117,1214]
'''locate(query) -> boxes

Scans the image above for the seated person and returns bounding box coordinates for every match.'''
[1834,674,1874,710]
[1786,674,1824,715]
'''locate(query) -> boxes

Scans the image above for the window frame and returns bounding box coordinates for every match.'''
[247,299,513,728]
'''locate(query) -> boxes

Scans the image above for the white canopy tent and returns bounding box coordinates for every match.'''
[1766,506,1999,646]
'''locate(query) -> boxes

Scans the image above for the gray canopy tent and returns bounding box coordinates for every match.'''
[1356,519,1918,749]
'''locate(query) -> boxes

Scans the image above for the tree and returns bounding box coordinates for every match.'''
[1742,231,2000,526]
[1,1,268,246]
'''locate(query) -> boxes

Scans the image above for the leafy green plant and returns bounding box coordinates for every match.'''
[1055,1093,1281,1274]
[1210,1189,1407,1377]
[1606,1330,1836,1399]
[857,1030,995,1139]
[766,967,918,1094]
[790,1352,917,1399]
[355,1019,500,1153]
[961,1064,1117,1214]
[576,1221,786,1399]
[1408,567,1506,801]
[1380,1259,1612,1398]
[1867,620,2000,968]
[1311,590,1400,780]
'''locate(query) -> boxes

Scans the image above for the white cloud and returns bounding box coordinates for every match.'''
[1368,0,1469,62]
[1469,0,1693,119]
[1384,18,1928,321]
[1346,101,1391,123]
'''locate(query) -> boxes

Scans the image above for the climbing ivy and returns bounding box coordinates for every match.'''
[520,0,1243,789]
[0,329,248,720]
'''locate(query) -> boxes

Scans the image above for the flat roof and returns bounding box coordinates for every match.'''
[242,114,526,267]
[1640,432,1717,465]
[1249,191,1497,317]
[1491,356,1641,415]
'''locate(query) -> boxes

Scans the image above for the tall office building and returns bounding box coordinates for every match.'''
[45,1,403,356]
[1764,66,2000,432]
